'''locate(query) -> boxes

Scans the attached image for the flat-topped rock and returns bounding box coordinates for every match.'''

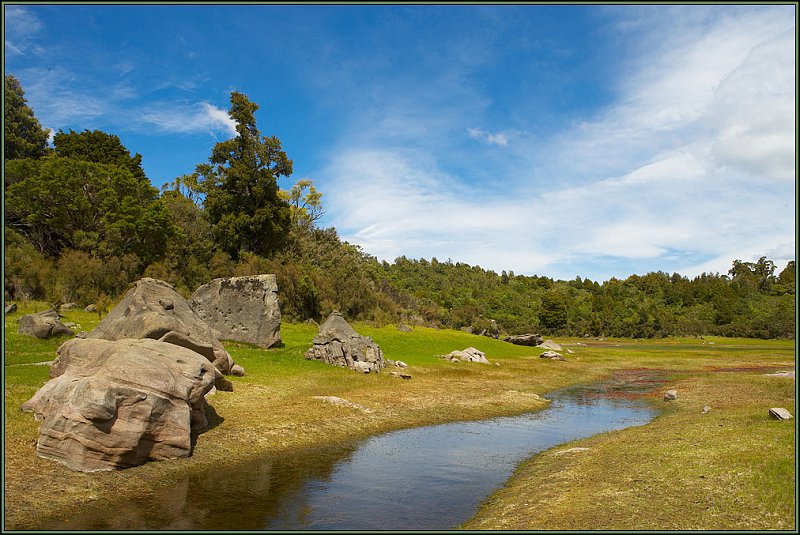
[191,274,282,349]
[503,333,544,346]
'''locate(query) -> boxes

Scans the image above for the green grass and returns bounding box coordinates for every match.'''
[3,308,795,530]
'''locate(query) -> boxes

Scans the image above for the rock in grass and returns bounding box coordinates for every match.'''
[540,351,566,361]
[769,407,793,420]
[441,347,490,364]
[305,312,385,373]
[537,340,563,351]
[664,389,678,401]
[396,323,413,333]
[21,338,217,472]
[5,303,17,314]
[191,274,282,349]
[701,405,711,414]
[312,395,373,413]
[503,333,543,346]
[18,309,73,339]
[389,371,412,380]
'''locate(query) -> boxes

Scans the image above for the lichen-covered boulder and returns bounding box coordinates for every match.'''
[86,278,242,378]
[539,350,566,361]
[304,312,385,373]
[18,309,73,339]
[21,338,216,472]
[191,274,282,349]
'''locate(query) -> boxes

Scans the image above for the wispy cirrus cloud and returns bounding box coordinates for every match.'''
[321,6,795,281]
[4,6,44,56]
[467,127,516,146]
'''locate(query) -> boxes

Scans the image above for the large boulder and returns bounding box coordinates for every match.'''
[18,309,73,339]
[304,312,385,373]
[20,338,216,472]
[504,333,544,346]
[440,347,490,364]
[191,274,281,349]
[86,278,242,378]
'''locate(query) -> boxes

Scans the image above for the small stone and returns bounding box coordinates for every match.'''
[540,351,565,361]
[385,359,396,366]
[230,364,245,377]
[664,389,678,401]
[395,360,408,368]
[396,324,412,333]
[769,408,793,420]
[159,299,174,310]
[701,406,711,414]
[389,371,412,380]
[5,303,17,314]
[84,304,97,313]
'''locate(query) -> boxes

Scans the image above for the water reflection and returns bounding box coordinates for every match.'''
[38,374,663,530]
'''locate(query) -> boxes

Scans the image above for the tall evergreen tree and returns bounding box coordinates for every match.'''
[4,74,50,161]
[197,92,292,259]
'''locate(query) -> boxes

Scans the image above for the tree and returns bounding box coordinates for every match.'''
[53,129,148,183]
[280,178,324,228]
[4,74,50,161]
[197,92,292,259]
[5,157,174,263]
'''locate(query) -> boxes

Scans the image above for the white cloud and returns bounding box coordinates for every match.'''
[322,6,795,281]
[467,127,514,146]
[131,102,237,137]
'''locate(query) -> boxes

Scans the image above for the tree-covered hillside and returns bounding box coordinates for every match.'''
[3,75,795,339]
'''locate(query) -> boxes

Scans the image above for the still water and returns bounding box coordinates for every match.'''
[41,375,662,530]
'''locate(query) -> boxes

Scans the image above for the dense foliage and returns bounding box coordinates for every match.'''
[3,75,795,339]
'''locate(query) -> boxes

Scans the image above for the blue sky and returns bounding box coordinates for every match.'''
[4,4,796,281]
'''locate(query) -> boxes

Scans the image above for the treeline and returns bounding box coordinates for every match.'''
[3,75,796,339]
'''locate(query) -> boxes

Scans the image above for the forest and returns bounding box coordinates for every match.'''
[4,74,796,339]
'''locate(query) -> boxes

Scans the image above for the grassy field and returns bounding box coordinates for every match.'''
[3,302,795,530]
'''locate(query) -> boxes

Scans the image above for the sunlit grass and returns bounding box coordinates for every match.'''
[3,308,795,530]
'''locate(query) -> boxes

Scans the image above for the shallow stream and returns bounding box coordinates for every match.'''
[40,372,664,530]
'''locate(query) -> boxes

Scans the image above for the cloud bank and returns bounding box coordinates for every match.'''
[322,6,795,281]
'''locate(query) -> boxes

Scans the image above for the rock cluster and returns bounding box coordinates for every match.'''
[440,347,490,364]
[86,278,243,379]
[191,274,282,349]
[18,309,73,339]
[304,312,385,373]
[21,338,216,472]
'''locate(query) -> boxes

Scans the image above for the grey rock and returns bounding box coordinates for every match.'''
[191,274,282,349]
[21,338,216,472]
[503,333,544,346]
[304,312,385,373]
[5,303,17,314]
[18,309,74,339]
[540,350,566,361]
[385,358,396,366]
[395,360,408,368]
[84,304,97,313]
[769,407,793,420]
[396,323,413,333]
[537,340,563,351]
[389,371,412,380]
[441,347,490,364]
[701,406,711,414]
[86,278,241,378]
[664,389,679,401]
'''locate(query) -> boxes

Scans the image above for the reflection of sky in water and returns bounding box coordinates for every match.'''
[266,385,657,530]
[39,381,659,531]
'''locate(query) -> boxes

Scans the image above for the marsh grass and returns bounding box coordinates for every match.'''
[2,308,795,530]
